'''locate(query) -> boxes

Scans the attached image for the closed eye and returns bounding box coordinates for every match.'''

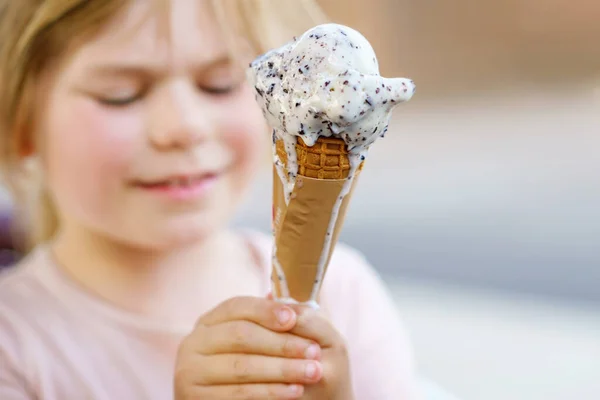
[96,92,145,107]
[200,82,241,96]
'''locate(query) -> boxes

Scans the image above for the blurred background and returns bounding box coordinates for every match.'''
[1,1,599,399]
[235,1,600,399]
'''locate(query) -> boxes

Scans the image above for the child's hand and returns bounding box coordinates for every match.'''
[289,306,355,400]
[173,296,323,399]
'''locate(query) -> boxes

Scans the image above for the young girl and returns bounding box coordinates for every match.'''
[0,1,418,399]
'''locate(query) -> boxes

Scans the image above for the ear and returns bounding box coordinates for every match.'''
[13,116,36,158]
[19,137,35,158]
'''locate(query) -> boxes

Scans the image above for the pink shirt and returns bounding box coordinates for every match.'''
[0,231,417,399]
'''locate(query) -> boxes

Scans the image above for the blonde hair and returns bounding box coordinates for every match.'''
[0,0,327,251]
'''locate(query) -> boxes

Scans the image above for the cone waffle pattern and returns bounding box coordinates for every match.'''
[276,137,353,179]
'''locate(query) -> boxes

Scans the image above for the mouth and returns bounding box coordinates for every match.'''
[133,173,220,201]
[136,174,214,187]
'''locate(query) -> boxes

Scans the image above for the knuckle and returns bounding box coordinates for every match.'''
[280,359,301,381]
[185,386,209,400]
[266,384,289,398]
[222,296,242,315]
[174,355,210,387]
[178,385,204,400]
[231,384,254,400]
[229,321,252,351]
[175,338,190,362]
[280,335,299,357]
[193,313,207,329]
[173,363,196,389]
[223,296,253,314]
[179,325,208,356]
[231,356,252,381]
[335,336,350,359]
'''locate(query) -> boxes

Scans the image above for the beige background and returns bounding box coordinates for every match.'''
[319,0,600,98]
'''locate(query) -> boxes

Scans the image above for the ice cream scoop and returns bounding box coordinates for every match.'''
[248,23,415,164]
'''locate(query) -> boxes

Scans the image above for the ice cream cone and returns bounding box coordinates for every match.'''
[271,136,363,305]
[248,23,415,307]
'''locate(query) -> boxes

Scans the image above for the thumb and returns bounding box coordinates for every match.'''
[266,291,274,301]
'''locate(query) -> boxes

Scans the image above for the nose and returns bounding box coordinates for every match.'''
[148,81,213,151]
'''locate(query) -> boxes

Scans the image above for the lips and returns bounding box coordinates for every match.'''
[132,172,220,202]
[138,175,210,188]
[135,173,217,188]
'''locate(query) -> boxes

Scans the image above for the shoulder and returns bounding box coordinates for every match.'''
[0,251,46,316]
[0,248,59,353]
[0,250,55,386]
[0,248,53,316]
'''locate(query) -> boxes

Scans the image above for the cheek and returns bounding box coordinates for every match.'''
[221,88,269,176]
[43,99,140,211]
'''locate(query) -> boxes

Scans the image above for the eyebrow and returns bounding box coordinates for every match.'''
[84,55,235,79]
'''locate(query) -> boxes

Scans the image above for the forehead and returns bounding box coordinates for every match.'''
[72,0,229,70]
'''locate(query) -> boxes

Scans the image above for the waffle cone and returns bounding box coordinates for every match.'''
[276,136,352,179]
[271,136,363,305]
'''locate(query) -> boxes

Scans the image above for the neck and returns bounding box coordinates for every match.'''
[50,224,249,327]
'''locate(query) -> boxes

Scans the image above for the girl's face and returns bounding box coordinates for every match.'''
[39,0,268,249]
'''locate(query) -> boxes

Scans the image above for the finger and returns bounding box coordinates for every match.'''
[190,383,304,399]
[192,354,323,385]
[288,307,340,348]
[195,320,321,360]
[198,296,297,332]
[266,292,274,300]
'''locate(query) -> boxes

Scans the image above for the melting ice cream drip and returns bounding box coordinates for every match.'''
[309,151,363,302]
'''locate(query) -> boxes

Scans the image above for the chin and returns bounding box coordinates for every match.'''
[140,213,229,252]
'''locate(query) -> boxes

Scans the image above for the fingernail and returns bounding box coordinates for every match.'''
[304,362,319,379]
[288,384,302,395]
[277,308,292,325]
[304,344,320,360]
